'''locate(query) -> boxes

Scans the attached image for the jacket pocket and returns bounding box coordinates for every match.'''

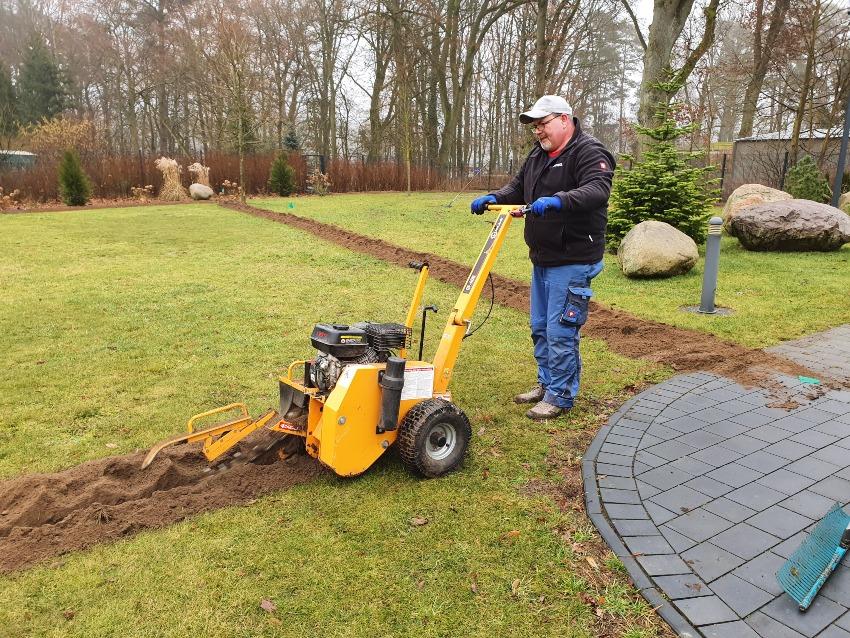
[525,217,567,258]
[560,285,592,326]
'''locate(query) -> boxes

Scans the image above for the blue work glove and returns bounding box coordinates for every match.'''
[530,196,561,217]
[470,194,497,214]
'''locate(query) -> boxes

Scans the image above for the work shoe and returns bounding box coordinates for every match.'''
[513,383,545,404]
[525,400,568,421]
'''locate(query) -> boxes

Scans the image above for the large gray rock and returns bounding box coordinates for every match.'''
[723,184,792,236]
[617,220,699,278]
[189,183,214,200]
[730,199,850,251]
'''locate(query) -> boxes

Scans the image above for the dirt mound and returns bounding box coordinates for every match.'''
[0,441,320,573]
[225,201,821,389]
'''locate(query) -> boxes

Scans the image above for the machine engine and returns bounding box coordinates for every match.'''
[308,322,411,392]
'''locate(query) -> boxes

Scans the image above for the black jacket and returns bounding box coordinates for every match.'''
[491,118,615,266]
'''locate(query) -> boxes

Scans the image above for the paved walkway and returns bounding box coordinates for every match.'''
[584,326,850,638]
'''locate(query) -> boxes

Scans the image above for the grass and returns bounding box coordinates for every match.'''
[252,192,850,348]
[0,204,668,637]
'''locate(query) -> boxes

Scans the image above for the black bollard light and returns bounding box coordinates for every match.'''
[698,216,724,314]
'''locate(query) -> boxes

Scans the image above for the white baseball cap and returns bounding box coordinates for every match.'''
[519,95,573,124]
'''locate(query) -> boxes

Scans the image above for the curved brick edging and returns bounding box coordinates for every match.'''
[584,372,850,638]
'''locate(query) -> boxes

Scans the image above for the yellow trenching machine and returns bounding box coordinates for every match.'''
[142,204,527,478]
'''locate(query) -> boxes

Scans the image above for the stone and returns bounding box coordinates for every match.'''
[617,220,699,278]
[722,184,792,236]
[730,199,850,251]
[189,183,214,200]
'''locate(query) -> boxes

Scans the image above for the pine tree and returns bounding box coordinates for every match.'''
[17,33,66,125]
[268,154,295,196]
[608,80,719,248]
[0,60,18,140]
[785,156,831,203]
[283,127,300,151]
[58,149,91,206]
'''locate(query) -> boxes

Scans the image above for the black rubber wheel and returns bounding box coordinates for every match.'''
[397,398,471,478]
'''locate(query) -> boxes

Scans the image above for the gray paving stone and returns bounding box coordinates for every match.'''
[670,455,717,476]
[762,593,846,636]
[747,506,813,538]
[704,419,750,438]
[660,525,697,553]
[711,523,781,560]
[700,620,762,638]
[796,407,842,424]
[605,504,648,519]
[817,625,850,638]
[733,551,786,595]
[678,430,727,450]
[711,573,775,616]
[773,416,818,435]
[601,441,637,455]
[596,463,633,478]
[645,423,682,440]
[789,430,839,448]
[666,415,714,434]
[816,421,850,437]
[719,434,771,455]
[726,483,788,512]
[645,501,678,525]
[616,418,652,431]
[667,508,735,543]
[636,553,692,576]
[596,451,634,466]
[786,457,843,481]
[763,440,817,462]
[650,485,713,514]
[811,399,850,415]
[606,433,641,447]
[745,610,808,638]
[636,433,664,449]
[737,389,773,407]
[810,476,850,502]
[636,481,661,499]
[675,594,738,626]
[684,475,734,498]
[611,518,658,537]
[634,450,668,469]
[703,497,757,524]
[729,411,777,428]
[750,424,797,444]
[693,406,738,424]
[812,446,850,468]
[638,465,694,490]
[626,411,655,424]
[600,488,642,504]
[598,475,636,490]
[645,439,700,461]
[754,406,798,419]
[820,565,850,606]
[703,387,748,402]
[756,469,818,496]
[692,444,745,467]
[707,464,765,488]
[718,400,759,416]
[837,610,850,631]
[682,541,747,581]
[623,535,674,556]
[835,436,850,450]
[633,461,652,475]
[653,573,712,599]
[738,450,792,474]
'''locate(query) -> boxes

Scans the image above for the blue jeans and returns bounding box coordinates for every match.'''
[530,260,603,409]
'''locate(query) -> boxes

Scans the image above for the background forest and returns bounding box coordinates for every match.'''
[0,0,848,191]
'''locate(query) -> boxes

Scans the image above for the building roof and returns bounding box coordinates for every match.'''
[736,127,844,142]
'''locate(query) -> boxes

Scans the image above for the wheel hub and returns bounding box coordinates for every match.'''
[425,422,456,461]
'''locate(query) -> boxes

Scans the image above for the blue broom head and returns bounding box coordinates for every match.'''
[777,502,850,607]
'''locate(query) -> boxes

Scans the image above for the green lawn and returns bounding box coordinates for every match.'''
[253,193,850,348]
[0,204,667,637]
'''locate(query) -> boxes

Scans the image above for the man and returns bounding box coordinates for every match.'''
[470,95,615,420]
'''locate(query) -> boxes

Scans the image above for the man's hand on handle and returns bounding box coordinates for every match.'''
[530,196,561,217]
[470,194,497,214]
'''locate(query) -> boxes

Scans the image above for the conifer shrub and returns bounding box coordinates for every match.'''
[58,149,91,206]
[785,155,831,203]
[608,81,718,249]
[268,154,295,196]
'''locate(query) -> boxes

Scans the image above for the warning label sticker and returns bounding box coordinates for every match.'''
[401,365,435,400]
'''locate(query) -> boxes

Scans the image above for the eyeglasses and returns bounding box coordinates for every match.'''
[531,114,561,131]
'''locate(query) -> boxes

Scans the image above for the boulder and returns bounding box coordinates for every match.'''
[189,183,214,200]
[722,184,792,236]
[617,220,699,278]
[730,199,850,251]
[839,191,850,214]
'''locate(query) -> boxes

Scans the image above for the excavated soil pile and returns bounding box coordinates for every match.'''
[0,439,320,573]
[225,201,821,389]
